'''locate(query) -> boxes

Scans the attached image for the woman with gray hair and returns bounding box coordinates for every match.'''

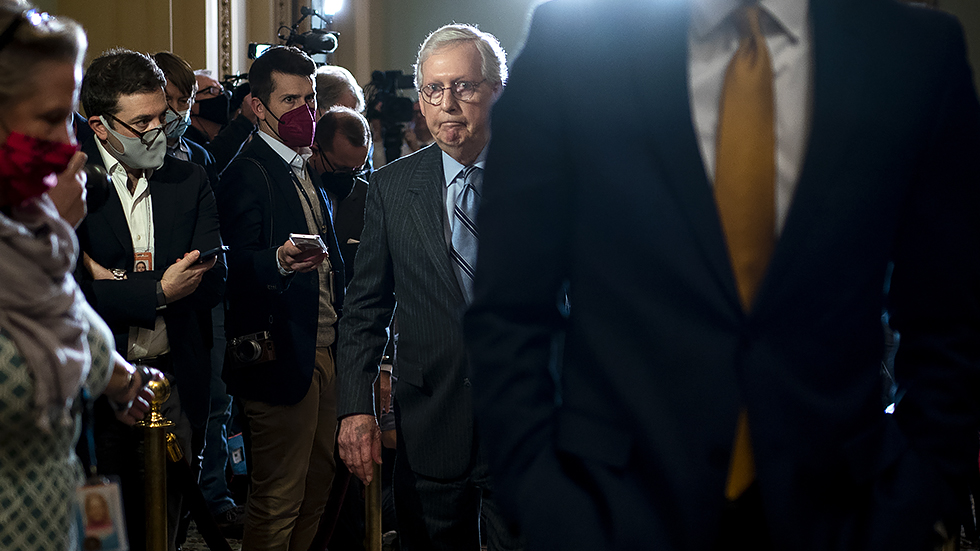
[0,2,155,549]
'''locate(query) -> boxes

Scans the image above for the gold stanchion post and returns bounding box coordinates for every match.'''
[137,377,174,551]
[365,462,383,551]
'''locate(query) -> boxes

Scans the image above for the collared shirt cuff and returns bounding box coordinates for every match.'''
[276,247,295,276]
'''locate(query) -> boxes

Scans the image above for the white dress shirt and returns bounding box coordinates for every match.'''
[95,139,169,360]
[689,0,812,234]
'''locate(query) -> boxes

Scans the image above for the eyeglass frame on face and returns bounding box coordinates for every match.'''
[319,148,368,179]
[105,113,166,150]
[163,104,189,135]
[419,79,488,106]
[196,85,224,99]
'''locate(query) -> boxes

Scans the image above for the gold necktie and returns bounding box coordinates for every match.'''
[714,5,774,501]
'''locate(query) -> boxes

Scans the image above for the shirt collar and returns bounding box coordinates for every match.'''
[690,0,806,43]
[257,130,313,177]
[95,138,150,199]
[441,145,489,188]
[167,138,190,160]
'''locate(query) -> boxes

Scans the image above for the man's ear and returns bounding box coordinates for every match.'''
[88,115,108,141]
[491,82,504,102]
[250,95,266,123]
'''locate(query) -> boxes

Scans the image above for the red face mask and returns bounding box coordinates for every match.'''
[266,103,316,148]
[0,131,78,208]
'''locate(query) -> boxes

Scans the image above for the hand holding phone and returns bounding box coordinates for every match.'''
[197,245,229,264]
[281,234,328,273]
[289,233,328,254]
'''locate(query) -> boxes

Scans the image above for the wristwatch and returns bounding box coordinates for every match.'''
[111,268,127,280]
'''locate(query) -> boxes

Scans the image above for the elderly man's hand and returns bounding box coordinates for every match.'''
[338,414,382,484]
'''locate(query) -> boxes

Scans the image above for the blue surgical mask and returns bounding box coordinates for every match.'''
[164,107,192,140]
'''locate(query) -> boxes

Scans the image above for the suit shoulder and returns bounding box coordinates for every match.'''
[184,138,216,165]
[869,0,965,41]
[220,142,275,184]
[157,156,207,186]
[373,144,439,184]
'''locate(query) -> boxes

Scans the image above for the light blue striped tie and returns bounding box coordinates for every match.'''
[451,165,482,303]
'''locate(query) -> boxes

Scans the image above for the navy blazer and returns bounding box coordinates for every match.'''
[466,0,980,549]
[75,137,226,429]
[217,136,344,406]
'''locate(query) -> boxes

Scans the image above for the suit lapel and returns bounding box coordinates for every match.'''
[82,138,136,258]
[629,1,741,311]
[755,0,863,316]
[407,146,465,303]
[149,168,176,268]
[252,138,309,233]
[310,168,346,292]
[102,186,135,260]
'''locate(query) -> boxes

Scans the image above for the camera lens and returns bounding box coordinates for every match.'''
[235,340,263,363]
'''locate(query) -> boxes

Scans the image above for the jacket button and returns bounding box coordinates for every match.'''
[463,378,471,388]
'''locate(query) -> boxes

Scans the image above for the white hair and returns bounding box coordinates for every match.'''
[414,23,507,91]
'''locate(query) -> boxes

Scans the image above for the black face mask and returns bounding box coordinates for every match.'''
[195,92,231,125]
[319,170,359,200]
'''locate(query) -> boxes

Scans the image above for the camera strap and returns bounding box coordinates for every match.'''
[242,157,277,249]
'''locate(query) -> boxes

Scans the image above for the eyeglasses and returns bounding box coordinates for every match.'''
[163,105,187,135]
[419,79,487,106]
[107,113,165,149]
[196,85,224,99]
[320,150,368,179]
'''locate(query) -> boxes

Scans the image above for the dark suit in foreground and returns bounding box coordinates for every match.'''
[465,1,980,550]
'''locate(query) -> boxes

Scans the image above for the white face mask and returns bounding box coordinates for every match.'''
[99,115,167,170]
[164,107,192,140]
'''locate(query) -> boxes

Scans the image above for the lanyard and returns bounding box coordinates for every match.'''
[290,169,328,236]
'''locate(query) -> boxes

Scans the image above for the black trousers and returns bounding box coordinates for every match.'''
[392,424,523,551]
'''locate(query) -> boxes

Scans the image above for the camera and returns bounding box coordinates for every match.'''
[285,28,338,55]
[365,70,416,164]
[227,331,276,367]
[248,6,338,59]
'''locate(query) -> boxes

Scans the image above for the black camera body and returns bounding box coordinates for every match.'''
[227,331,276,367]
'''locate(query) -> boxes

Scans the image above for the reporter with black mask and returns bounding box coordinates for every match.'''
[309,105,370,284]
[186,71,256,176]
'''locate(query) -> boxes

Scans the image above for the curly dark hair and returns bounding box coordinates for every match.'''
[80,48,166,119]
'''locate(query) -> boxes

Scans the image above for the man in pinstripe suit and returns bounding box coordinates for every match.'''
[336,24,522,551]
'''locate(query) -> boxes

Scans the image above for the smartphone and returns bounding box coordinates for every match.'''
[289,233,328,254]
[197,245,229,263]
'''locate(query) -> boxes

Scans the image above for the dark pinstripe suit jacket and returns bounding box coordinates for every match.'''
[338,143,476,479]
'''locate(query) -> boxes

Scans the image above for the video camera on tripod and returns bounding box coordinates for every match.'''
[248,6,339,59]
[365,70,416,164]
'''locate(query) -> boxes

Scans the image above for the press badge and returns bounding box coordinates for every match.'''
[133,251,152,273]
[76,477,129,551]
